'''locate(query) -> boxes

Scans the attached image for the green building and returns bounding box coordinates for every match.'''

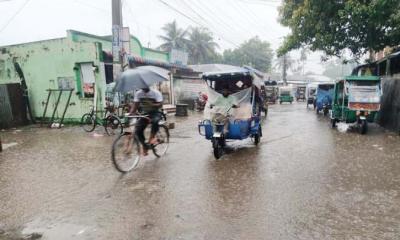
[0,30,177,125]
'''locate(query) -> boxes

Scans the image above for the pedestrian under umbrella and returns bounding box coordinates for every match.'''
[114,66,170,93]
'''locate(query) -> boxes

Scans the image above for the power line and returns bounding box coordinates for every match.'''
[180,0,245,45]
[0,0,31,34]
[73,0,109,13]
[156,0,238,46]
[156,0,273,62]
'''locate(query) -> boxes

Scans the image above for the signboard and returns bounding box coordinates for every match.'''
[121,27,131,55]
[112,25,120,62]
[170,48,188,65]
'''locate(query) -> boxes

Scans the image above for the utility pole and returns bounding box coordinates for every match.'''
[112,0,123,65]
[283,54,287,86]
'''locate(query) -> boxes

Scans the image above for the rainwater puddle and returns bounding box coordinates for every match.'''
[22,219,94,240]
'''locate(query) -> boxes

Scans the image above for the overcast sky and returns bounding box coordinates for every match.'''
[0,0,327,74]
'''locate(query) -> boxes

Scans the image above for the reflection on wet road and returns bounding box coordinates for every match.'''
[1,103,399,239]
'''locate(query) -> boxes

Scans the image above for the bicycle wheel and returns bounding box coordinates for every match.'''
[81,113,96,132]
[152,125,170,157]
[104,116,123,136]
[111,133,141,172]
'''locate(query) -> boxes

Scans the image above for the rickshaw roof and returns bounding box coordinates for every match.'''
[202,69,251,79]
[317,82,335,86]
[345,75,380,81]
[202,67,264,88]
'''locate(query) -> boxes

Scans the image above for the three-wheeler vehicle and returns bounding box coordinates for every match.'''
[315,83,335,115]
[306,83,317,108]
[279,86,294,104]
[330,75,381,134]
[264,80,278,104]
[198,67,263,159]
[296,86,306,101]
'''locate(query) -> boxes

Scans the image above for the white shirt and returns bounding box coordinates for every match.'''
[134,89,163,103]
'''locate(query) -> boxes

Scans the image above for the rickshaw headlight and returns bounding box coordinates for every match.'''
[251,120,256,127]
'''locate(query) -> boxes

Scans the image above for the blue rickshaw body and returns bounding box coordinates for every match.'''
[315,89,333,111]
[315,84,335,111]
[199,117,260,140]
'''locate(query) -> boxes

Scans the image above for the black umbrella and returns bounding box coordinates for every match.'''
[114,66,170,93]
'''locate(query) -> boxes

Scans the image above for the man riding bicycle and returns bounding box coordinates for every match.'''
[129,87,163,155]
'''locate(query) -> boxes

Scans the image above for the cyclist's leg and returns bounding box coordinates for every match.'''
[135,118,148,147]
[149,112,161,144]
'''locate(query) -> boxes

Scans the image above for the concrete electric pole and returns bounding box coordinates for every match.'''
[283,54,288,86]
[112,0,123,64]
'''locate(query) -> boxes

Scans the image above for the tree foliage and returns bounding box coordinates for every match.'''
[223,36,273,72]
[158,22,274,71]
[278,0,400,58]
[187,27,219,64]
[158,20,188,52]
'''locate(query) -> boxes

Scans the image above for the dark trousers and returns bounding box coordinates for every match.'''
[135,112,161,148]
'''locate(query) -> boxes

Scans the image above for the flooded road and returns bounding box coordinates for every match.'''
[1,102,400,240]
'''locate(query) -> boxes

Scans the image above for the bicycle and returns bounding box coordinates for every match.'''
[80,105,123,136]
[111,112,169,172]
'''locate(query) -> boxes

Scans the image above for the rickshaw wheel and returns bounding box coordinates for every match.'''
[252,126,262,145]
[254,134,260,145]
[331,118,337,128]
[360,120,368,135]
[213,144,223,159]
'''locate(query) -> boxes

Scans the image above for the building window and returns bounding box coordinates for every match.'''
[79,63,95,98]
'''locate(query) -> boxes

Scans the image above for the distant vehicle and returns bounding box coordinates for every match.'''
[296,86,306,101]
[260,85,269,117]
[330,76,382,134]
[315,83,335,115]
[306,83,317,108]
[279,86,294,104]
[264,80,278,104]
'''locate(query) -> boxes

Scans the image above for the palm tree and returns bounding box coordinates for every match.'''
[187,27,219,64]
[299,47,310,76]
[275,54,295,85]
[158,20,188,52]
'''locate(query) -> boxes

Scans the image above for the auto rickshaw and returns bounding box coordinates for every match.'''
[296,86,306,101]
[264,80,278,104]
[198,67,263,159]
[315,83,335,115]
[330,75,381,134]
[279,86,294,104]
[260,85,269,117]
[306,83,317,108]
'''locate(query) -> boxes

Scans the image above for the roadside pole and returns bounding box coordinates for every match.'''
[111,0,123,112]
[283,54,288,86]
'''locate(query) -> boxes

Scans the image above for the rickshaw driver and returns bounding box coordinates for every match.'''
[210,86,239,133]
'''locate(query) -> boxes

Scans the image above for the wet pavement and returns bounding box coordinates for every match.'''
[0,102,400,240]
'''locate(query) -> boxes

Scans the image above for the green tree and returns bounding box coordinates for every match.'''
[278,0,400,58]
[187,27,219,64]
[158,20,188,52]
[223,36,273,72]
